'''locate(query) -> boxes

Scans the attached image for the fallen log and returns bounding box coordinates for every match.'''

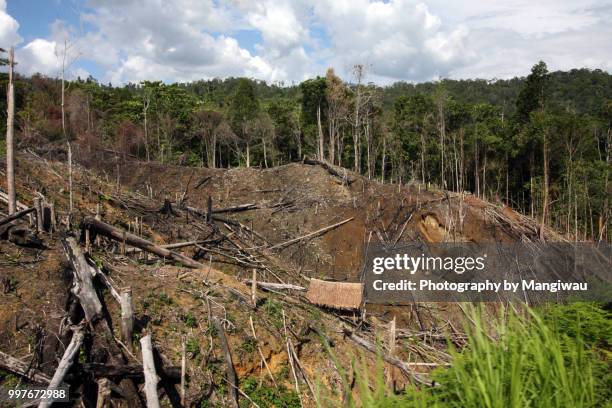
[140,334,161,408]
[126,239,213,254]
[267,217,354,250]
[82,216,204,269]
[242,280,306,292]
[212,203,258,214]
[303,158,355,185]
[38,326,85,408]
[213,317,239,408]
[342,328,431,386]
[0,351,52,384]
[0,207,35,227]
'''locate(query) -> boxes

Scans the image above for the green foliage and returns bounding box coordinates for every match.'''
[240,336,257,354]
[229,78,259,135]
[158,293,173,305]
[183,311,198,328]
[315,304,611,408]
[426,306,600,407]
[262,298,284,329]
[241,377,301,408]
[8,64,612,240]
[0,370,20,388]
[186,337,200,356]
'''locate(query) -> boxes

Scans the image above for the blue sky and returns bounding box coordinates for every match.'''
[1,0,611,85]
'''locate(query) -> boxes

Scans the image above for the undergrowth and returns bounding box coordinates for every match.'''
[316,303,611,408]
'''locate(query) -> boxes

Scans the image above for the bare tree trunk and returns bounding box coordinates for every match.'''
[140,334,161,408]
[420,131,426,184]
[328,117,335,164]
[212,132,217,169]
[59,39,74,220]
[246,141,250,168]
[120,288,134,350]
[262,136,268,168]
[353,65,363,173]
[600,127,610,241]
[381,133,386,184]
[482,151,487,199]
[143,92,150,162]
[365,119,372,179]
[541,130,549,239]
[505,152,509,205]
[474,140,480,197]
[438,98,446,189]
[317,104,324,161]
[5,47,16,215]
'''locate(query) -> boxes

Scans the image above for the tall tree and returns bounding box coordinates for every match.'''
[229,79,259,167]
[299,77,327,160]
[325,68,348,165]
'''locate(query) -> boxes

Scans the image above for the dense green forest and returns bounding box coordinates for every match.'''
[1,62,610,241]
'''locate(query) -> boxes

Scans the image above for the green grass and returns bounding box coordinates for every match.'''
[316,303,611,408]
[241,377,301,408]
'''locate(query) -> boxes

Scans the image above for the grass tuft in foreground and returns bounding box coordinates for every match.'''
[317,303,611,408]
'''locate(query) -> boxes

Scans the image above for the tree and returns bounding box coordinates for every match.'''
[325,68,348,165]
[299,77,327,160]
[192,109,224,168]
[229,79,259,167]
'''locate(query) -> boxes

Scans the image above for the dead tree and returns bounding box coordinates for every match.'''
[5,46,16,215]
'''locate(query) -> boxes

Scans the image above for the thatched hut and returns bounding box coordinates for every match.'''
[306,278,364,310]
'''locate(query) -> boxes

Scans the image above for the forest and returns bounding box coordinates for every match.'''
[1,61,611,242]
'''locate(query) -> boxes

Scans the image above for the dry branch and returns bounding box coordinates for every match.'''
[242,280,306,292]
[267,217,354,250]
[82,216,204,269]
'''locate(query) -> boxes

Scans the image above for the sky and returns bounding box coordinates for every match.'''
[1,0,611,85]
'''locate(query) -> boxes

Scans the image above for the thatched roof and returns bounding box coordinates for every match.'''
[306,279,364,310]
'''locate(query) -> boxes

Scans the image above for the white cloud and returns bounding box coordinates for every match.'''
[4,0,612,84]
[0,0,22,47]
[311,0,474,82]
[17,39,58,76]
